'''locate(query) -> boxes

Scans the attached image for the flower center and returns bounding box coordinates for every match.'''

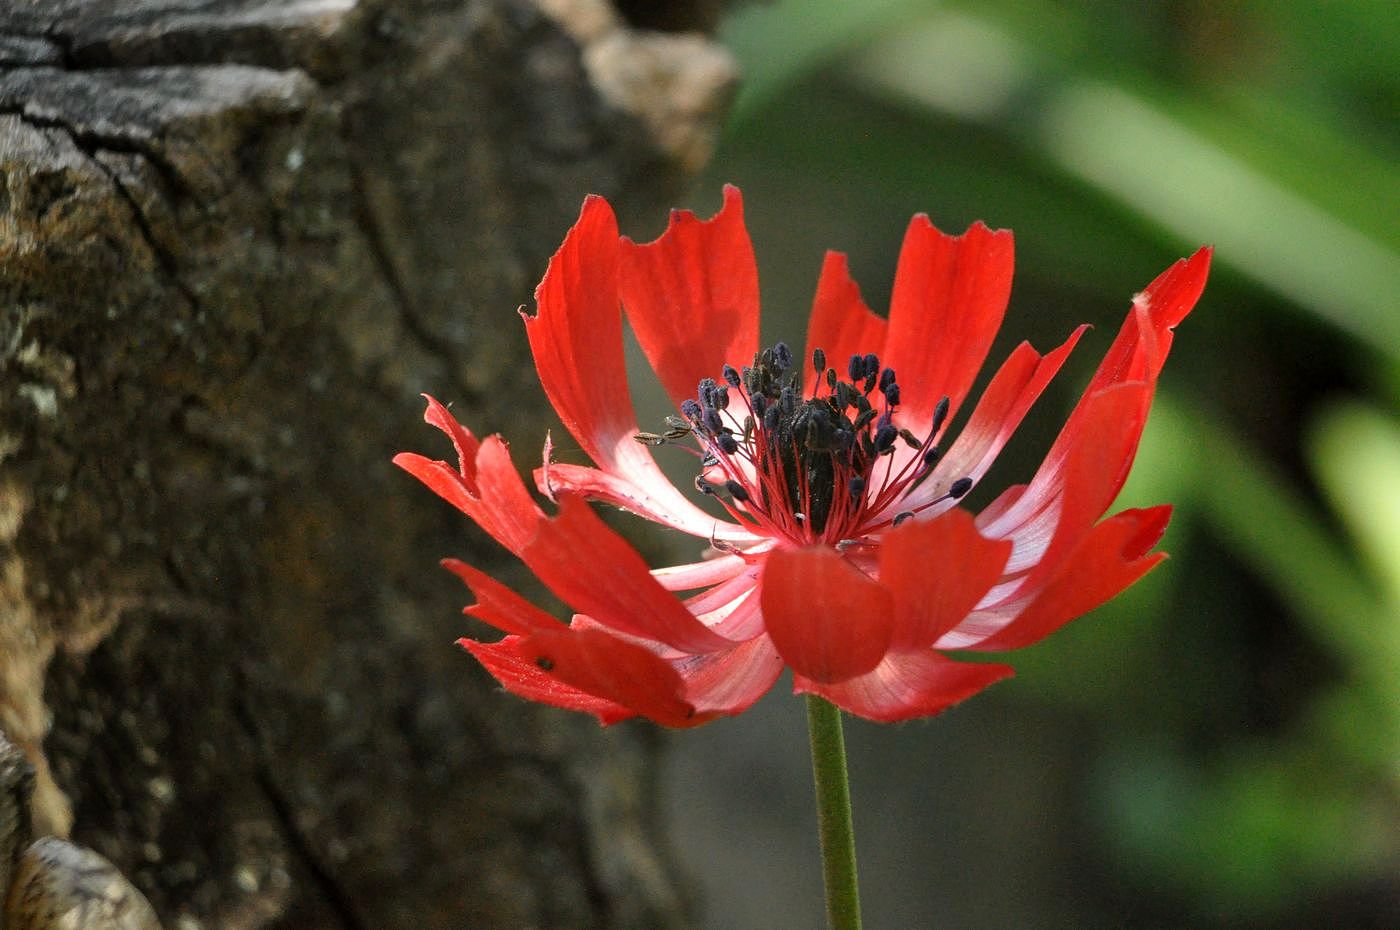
[638,342,971,546]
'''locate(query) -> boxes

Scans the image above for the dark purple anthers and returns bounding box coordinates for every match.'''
[931,395,951,434]
[644,342,978,545]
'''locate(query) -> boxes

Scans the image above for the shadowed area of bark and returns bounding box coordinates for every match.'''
[0,0,735,926]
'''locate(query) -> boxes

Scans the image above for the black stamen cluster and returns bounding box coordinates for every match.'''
[643,341,970,532]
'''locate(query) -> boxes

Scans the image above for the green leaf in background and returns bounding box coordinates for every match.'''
[1309,402,1400,613]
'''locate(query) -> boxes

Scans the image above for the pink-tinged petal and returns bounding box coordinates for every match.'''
[882,218,1014,430]
[976,482,1027,528]
[463,637,636,725]
[519,495,733,653]
[760,547,895,684]
[505,627,704,727]
[442,559,558,636]
[538,461,756,543]
[684,561,761,615]
[794,652,1013,723]
[697,582,765,641]
[803,251,888,395]
[982,381,1154,583]
[652,552,749,591]
[946,505,1172,651]
[620,185,760,408]
[678,634,785,717]
[879,509,1011,650]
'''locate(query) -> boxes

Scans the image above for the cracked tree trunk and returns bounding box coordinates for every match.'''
[0,1,735,927]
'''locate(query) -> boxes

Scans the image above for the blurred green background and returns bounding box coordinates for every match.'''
[660,1,1400,927]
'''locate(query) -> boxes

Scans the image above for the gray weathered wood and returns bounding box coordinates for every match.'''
[0,1,735,926]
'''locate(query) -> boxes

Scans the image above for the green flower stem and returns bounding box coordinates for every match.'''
[805,694,862,930]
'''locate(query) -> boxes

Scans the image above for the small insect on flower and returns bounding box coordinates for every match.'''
[395,186,1210,726]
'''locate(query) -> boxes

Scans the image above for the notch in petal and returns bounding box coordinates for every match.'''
[882,218,1014,430]
[621,185,760,408]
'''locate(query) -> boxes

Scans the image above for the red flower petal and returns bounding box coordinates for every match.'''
[524,197,743,543]
[394,451,478,514]
[686,569,765,641]
[651,552,750,591]
[1082,246,1212,398]
[519,495,733,654]
[537,460,756,543]
[620,185,760,408]
[401,408,730,653]
[677,633,785,718]
[524,195,635,468]
[951,505,1172,651]
[878,509,1011,651]
[394,433,541,553]
[802,250,888,395]
[1006,247,1212,531]
[882,218,1014,431]
[510,626,703,727]
[982,381,1154,582]
[794,652,1013,723]
[892,326,1085,517]
[422,394,479,478]
[463,636,636,725]
[442,558,559,636]
[760,547,895,684]
[936,327,1086,484]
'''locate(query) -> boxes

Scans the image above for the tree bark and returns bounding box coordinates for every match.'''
[0,1,735,926]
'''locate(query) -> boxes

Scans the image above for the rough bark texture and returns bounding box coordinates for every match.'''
[0,1,735,926]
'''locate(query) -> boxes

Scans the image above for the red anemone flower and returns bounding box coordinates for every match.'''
[395,186,1210,726]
